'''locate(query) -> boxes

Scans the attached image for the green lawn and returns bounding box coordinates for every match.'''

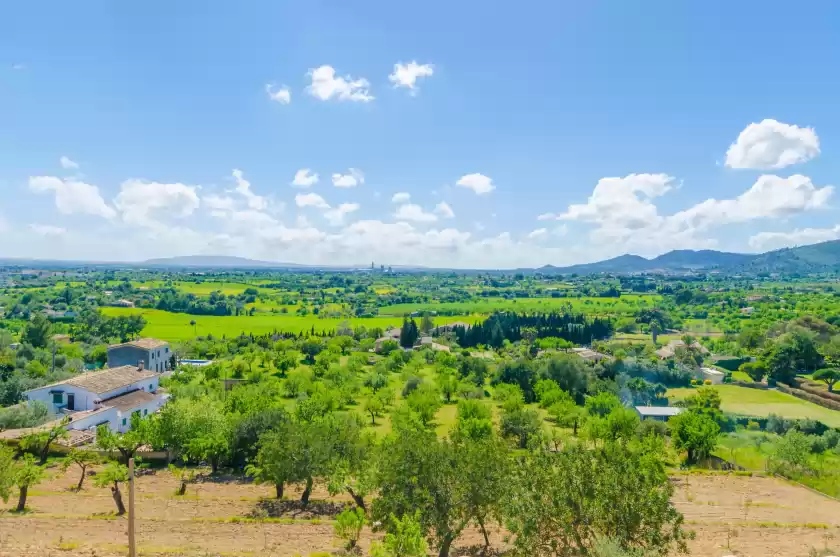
[377,294,659,317]
[101,307,468,341]
[668,385,840,428]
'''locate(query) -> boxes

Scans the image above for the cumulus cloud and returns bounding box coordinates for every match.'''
[306,65,374,102]
[114,179,201,226]
[332,169,364,188]
[28,176,116,219]
[296,192,330,209]
[388,61,434,93]
[29,224,66,236]
[59,156,79,170]
[456,173,495,195]
[749,225,840,251]
[527,228,548,240]
[725,119,820,169]
[231,169,267,211]
[265,84,291,104]
[203,194,237,212]
[324,202,360,226]
[394,203,438,222]
[291,169,319,188]
[537,212,557,221]
[556,173,833,258]
[391,192,411,203]
[434,201,455,218]
[671,174,833,229]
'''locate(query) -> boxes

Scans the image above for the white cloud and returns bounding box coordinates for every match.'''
[59,156,79,170]
[749,225,840,251]
[114,180,201,226]
[553,224,568,237]
[231,169,267,211]
[388,61,434,93]
[559,173,675,231]
[725,119,820,169]
[28,176,117,219]
[296,192,330,209]
[556,172,833,258]
[291,169,319,188]
[12,64,24,70]
[265,84,291,104]
[434,201,455,218]
[324,202,360,226]
[671,174,833,229]
[527,228,548,240]
[306,65,374,102]
[456,173,495,195]
[392,192,411,203]
[394,203,438,223]
[29,224,66,236]
[203,194,237,212]
[537,212,557,221]
[332,168,364,188]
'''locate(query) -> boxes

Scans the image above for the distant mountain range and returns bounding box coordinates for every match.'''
[540,239,840,275]
[5,239,840,274]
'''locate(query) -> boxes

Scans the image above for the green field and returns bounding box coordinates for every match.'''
[668,385,840,428]
[377,294,659,317]
[101,307,472,341]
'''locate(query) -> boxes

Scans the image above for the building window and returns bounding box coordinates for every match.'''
[122,418,127,426]
[149,384,153,390]
[52,392,63,404]
[143,409,148,416]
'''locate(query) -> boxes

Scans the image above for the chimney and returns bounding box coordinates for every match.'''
[138,360,144,371]
[93,398,102,410]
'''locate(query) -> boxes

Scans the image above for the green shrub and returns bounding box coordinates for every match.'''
[334,506,365,550]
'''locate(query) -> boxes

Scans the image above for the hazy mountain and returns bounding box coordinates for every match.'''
[542,240,840,275]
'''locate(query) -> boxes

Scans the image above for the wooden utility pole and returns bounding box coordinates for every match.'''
[128,458,136,557]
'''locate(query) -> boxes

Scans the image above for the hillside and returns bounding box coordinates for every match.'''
[544,239,840,275]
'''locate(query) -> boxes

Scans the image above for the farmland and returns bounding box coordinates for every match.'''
[667,385,840,428]
[100,307,473,341]
[0,466,836,556]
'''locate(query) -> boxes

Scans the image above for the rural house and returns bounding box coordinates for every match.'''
[107,337,171,372]
[634,406,683,422]
[24,365,166,433]
[654,339,710,360]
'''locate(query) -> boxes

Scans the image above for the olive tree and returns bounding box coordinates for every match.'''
[94,462,129,515]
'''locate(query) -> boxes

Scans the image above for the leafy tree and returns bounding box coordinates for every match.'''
[11,454,46,512]
[246,424,294,498]
[364,391,388,425]
[813,368,840,392]
[500,406,542,449]
[399,317,419,349]
[493,359,538,403]
[301,338,324,364]
[438,373,458,403]
[680,386,723,424]
[540,355,590,404]
[453,435,510,549]
[505,443,688,556]
[97,413,158,464]
[669,411,719,464]
[374,426,491,557]
[405,384,441,427]
[586,392,622,417]
[452,399,493,442]
[94,462,129,515]
[22,313,52,348]
[20,418,69,464]
[62,449,100,491]
[0,445,14,504]
[420,313,435,334]
[335,506,366,550]
[739,361,768,383]
[548,397,586,436]
[168,464,197,496]
[773,429,811,471]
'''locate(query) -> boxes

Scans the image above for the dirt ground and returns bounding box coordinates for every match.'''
[0,467,838,556]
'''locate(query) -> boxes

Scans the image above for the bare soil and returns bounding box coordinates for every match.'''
[1,467,838,556]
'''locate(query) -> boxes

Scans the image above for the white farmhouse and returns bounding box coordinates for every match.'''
[25,365,167,433]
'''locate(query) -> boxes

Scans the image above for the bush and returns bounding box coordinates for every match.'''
[822,428,840,450]
[690,379,698,386]
[746,420,761,431]
[402,376,422,397]
[703,379,712,386]
[334,506,365,550]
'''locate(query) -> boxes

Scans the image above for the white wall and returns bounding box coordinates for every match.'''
[27,383,102,413]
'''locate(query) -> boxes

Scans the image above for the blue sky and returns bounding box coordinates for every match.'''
[2,1,840,268]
